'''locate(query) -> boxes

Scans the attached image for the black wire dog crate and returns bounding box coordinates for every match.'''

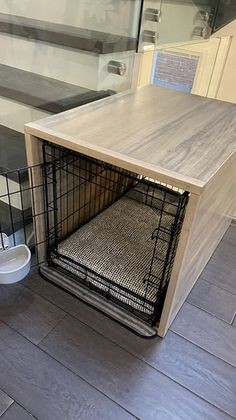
[38,142,189,334]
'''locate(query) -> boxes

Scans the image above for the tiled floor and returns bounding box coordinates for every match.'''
[0,222,235,419]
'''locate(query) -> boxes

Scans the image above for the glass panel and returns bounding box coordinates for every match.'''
[155,0,217,47]
[151,38,221,95]
[138,0,162,51]
[0,0,142,38]
[214,0,236,32]
[0,0,143,172]
[0,0,144,246]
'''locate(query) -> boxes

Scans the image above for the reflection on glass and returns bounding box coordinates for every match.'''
[156,0,216,46]
[214,0,236,32]
[0,0,144,142]
[0,0,143,250]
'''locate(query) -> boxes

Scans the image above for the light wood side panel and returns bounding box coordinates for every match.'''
[25,133,46,263]
[157,191,200,336]
[158,152,236,336]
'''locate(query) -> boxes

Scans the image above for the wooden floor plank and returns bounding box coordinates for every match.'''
[187,278,236,323]
[1,403,35,420]
[171,303,236,367]
[222,223,236,247]
[201,238,236,295]
[24,272,236,417]
[116,330,236,418]
[24,269,104,325]
[0,284,65,344]
[40,314,233,420]
[0,389,13,417]
[0,322,132,420]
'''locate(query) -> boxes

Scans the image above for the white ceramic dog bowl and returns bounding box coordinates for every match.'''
[0,233,9,251]
[0,244,31,284]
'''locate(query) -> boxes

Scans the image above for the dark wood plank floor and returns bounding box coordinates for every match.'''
[0,390,13,417]
[0,223,235,419]
[1,403,34,420]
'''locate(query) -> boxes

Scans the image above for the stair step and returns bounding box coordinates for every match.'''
[0,125,26,174]
[0,33,134,92]
[0,13,137,54]
[0,97,50,134]
[0,63,113,113]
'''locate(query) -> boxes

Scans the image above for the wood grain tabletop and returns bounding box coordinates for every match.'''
[25,85,236,193]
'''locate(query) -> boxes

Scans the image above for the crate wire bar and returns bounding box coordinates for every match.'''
[0,163,52,263]
[42,142,189,326]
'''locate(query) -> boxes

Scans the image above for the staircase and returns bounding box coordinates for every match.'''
[0,1,144,172]
[0,13,137,54]
[0,1,145,246]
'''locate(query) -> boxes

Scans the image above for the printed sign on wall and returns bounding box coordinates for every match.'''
[151,51,199,93]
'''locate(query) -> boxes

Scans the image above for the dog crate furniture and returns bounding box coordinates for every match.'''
[24,85,236,337]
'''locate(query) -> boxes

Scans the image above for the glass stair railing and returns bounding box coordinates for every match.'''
[0,63,112,114]
[0,0,144,175]
[0,0,144,244]
[0,13,137,54]
[152,1,217,47]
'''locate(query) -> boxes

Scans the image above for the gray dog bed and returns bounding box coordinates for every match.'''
[53,184,177,314]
